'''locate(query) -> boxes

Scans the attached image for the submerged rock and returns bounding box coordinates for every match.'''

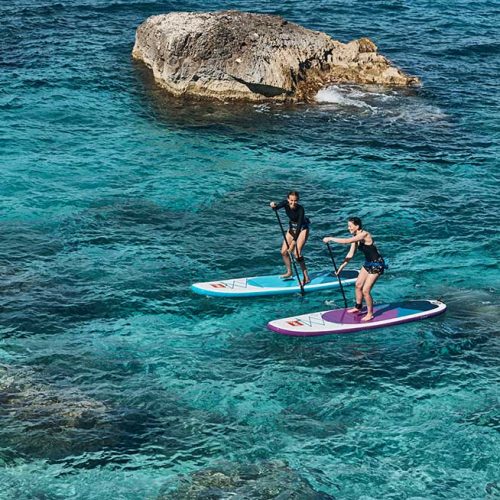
[0,365,112,459]
[0,365,107,427]
[158,460,335,499]
[132,10,419,103]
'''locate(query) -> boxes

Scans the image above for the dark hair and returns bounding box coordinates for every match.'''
[287,191,300,199]
[348,217,362,229]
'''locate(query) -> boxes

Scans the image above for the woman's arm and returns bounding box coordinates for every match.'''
[323,231,367,245]
[270,200,287,210]
[335,242,357,275]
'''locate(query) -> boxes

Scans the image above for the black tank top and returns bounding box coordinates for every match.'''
[358,241,382,261]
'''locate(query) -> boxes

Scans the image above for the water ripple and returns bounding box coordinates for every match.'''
[0,0,498,498]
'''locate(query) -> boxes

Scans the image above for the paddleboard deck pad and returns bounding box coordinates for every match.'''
[267,300,446,336]
[191,270,359,297]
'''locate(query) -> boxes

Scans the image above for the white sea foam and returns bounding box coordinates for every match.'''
[253,104,271,112]
[315,85,374,109]
[386,105,449,124]
[315,84,448,123]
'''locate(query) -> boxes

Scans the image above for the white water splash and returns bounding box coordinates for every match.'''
[315,85,448,124]
[315,85,374,109]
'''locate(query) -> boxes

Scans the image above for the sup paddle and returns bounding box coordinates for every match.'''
[274,208,305,296]
[326,242,348,308]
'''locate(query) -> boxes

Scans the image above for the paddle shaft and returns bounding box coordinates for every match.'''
[274,209,305,295]
[326,242,348,308]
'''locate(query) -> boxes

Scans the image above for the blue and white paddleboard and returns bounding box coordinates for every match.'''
[267,299,447,336]
[191,270,359,297]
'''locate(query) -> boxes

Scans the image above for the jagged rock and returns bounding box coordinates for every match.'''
[132,10,419,103]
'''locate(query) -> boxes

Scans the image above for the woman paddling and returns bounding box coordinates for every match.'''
[323,217,387,321]
[270,191,311,285]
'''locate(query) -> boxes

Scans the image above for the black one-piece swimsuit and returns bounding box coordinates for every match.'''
[359,241,386,275]
[275,200,311,240]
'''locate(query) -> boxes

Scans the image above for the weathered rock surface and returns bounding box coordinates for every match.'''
[132,10,419,103]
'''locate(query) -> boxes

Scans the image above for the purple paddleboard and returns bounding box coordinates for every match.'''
[267,300,446,336]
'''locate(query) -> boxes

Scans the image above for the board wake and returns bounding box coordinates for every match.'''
[191,270,358,297]
[267,300,446,336]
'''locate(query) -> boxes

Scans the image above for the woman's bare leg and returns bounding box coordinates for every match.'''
[348,268,368,312]
[361,273,380,321]
[280,232,294,278]
[294,229,310,284]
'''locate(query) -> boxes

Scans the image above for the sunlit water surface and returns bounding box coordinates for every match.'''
[0,0,498,498]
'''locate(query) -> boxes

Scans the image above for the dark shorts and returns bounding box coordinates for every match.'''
[363,258,387,275]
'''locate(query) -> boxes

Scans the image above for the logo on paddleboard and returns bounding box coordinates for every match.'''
[287,320,303,326]
[211,283,227,288]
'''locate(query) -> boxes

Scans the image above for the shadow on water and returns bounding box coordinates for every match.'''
[130,58,463,163]
[131,59,301,133]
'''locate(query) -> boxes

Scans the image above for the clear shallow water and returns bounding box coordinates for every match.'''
[0,0,499,498]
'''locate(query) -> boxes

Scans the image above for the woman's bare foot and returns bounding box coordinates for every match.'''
[301,277,311,286]
[361,313,374,322]
[280,272,293,279]
[347,307,361,313]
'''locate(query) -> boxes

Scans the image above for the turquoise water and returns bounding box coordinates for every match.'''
[1,0,499,498]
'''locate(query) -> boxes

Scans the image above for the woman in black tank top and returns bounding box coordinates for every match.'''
[270,191,311,285]
[323,217,387,322]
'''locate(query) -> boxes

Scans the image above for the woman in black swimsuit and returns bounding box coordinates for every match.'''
[270,191,311,285]
[323,217,386,321]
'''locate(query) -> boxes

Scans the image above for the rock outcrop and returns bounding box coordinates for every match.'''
[132,11,419,103]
